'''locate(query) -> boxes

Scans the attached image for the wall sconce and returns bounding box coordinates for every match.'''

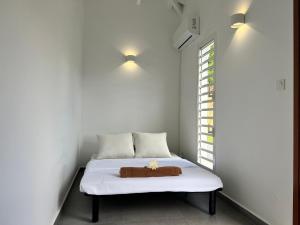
[231,13,246,29]
[124,55,137,63]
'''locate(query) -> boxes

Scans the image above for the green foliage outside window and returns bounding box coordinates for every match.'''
[207,136,214,143]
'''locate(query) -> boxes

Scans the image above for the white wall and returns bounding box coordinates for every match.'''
[81,0,180,165]
[0,1,83,225]
[180,0,293,224]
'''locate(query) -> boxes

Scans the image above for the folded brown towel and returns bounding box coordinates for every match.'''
[120,166,182,178]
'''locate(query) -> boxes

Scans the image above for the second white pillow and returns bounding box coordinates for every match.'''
[96,133,134,159]
[133,132,172,158]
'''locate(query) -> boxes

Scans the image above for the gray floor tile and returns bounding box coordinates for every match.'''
[55,171,259,225]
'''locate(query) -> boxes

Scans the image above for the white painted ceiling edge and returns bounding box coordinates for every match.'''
[167,0,186,17]
[136,0,185,17]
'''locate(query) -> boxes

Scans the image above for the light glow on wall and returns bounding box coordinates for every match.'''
[234,0,252,14]
[229,24,255,50]
[233,24,251,41]
[122,60,139,72]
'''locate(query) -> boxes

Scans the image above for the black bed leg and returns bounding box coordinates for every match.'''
[209,191,216,215]
[92,195,99,223]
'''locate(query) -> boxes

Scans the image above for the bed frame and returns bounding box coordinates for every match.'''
[86,188,222,223]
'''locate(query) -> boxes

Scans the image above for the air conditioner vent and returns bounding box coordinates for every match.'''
[172,16,200,50]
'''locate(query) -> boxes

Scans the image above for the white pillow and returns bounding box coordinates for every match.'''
[96,133,134,159]
[133,132,171,158]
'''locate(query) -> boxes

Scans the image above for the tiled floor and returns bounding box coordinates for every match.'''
[56,171,258,225]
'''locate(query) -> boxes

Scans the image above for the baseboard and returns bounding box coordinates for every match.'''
[51,167,81,225]
[218,192,269,225]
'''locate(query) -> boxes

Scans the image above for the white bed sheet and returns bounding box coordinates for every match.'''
[80,157,223,195]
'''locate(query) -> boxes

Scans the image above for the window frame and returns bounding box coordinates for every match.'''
[196,39,217,171]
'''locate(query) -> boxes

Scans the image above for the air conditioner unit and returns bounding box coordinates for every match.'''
[173,16,200,50]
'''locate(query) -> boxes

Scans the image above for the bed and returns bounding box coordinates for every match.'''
[80,156,223,223]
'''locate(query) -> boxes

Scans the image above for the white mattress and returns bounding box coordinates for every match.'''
[80,157,223,195]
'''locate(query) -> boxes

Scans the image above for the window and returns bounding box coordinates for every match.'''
[197,40,215,170]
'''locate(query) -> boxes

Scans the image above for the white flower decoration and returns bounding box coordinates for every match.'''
[148,160,159,170]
